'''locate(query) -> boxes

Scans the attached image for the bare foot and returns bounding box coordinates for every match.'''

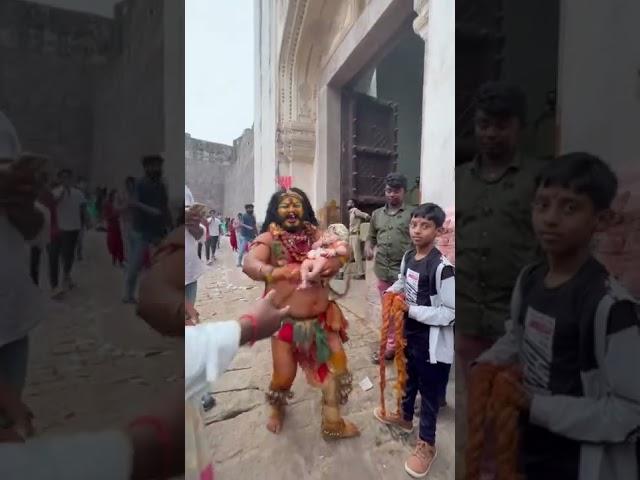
[266,407,284,434]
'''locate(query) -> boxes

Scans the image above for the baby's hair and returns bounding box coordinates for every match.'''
[535,152,618,210]
[326,223,349,242]
[411,203,446,228]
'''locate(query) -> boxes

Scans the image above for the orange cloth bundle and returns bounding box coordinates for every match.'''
[466,364,525,480]
[378,292,408,417]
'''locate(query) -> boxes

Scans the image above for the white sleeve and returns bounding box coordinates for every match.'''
[185,186,194,206]
[407,275,455,326]
[0,430,132,480]
[185,321,241,400]
[387,253,407,293]
[28,202,50,247]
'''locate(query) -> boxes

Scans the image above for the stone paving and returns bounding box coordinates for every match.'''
[23,230,183,435]
[196,237,455,480]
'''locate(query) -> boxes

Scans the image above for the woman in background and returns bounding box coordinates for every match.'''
[230,212,241,252]
[104,189,124,266]
[116,177,136,263]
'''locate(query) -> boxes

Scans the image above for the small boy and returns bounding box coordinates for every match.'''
[475,152,640,479]
[373,203,455,478]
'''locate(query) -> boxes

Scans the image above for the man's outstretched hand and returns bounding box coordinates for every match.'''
[239,290,290,344]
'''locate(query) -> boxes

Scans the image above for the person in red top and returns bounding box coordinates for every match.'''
[230,212,242,252]
[104,189,125,266]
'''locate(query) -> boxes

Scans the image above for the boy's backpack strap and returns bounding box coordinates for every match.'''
[510,263,538,328]
[401,250,412,277]
[593,278,638,389]
[435,256,454,297]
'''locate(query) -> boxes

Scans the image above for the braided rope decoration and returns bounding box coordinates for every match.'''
[392,295,408,414]
[378,293,408,417]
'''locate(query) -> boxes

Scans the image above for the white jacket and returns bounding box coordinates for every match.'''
[478,266,640,480]
[387,252,455,364]
[0,322,242,479]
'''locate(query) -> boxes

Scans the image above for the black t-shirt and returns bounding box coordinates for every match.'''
[241,213,257,240]
[516,257,611,479]
[133,177,169,243]
[402,247,454,340]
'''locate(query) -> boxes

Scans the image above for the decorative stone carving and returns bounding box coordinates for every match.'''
[413,0,429,39]
[277,0,365,170]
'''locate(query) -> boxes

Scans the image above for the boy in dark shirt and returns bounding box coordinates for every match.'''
[476,153,640,479]
[373,203,455,478]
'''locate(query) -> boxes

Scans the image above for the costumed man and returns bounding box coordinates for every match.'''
[242,187,359,440]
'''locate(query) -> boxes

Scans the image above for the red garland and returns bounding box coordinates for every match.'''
[269,222,317,263]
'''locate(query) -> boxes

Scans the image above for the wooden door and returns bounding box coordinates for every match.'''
[456,0,505,165]
[341,90,398,223]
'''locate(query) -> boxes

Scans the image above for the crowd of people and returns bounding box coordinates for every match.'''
[0,108,186,479]
[183,169,454,478]
[22,156,171,307]
[2,74,639,480]
[183,81,640,480]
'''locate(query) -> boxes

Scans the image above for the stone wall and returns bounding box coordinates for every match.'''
[224,128,255,218]
[595,176,640,297]
[0,0,172,203]
[185,128,256,218]
[90,0,165,197]
[0,0,114,175]
[185,133,232,212]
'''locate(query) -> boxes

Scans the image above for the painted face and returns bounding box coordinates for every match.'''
[277,194,305,231]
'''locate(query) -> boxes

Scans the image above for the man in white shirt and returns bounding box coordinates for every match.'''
[0,111,46,439]
[207,209,221,264]
[184,186,206,305]
[51,168,86,291]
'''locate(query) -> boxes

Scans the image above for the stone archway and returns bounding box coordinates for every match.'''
[276,0,367,198]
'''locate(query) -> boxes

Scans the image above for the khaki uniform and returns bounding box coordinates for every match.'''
[348,207,370,277]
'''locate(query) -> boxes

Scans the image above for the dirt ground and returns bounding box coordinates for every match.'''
[23,230,183,435]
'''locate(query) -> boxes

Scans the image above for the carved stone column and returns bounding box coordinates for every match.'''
[413,0,455,259]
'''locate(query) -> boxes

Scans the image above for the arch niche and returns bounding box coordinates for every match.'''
[276,0,367,201]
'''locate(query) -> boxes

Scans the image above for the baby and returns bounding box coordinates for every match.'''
[299,223,349,290]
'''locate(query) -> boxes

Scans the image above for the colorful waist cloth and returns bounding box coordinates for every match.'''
[276,302,349,383]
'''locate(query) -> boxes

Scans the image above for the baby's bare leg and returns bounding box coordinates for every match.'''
[298,259,314,289]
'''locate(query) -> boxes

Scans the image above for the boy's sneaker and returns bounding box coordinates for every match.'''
[405,440,436,478]
[372,407,413,433]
